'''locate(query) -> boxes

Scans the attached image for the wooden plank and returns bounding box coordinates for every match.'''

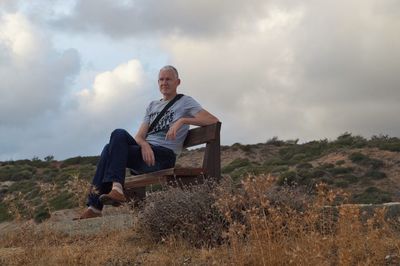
[126,168,175,179]
[183,122,221,148]
[124,168,205,188]
[124,168,173,188]
[125,176,167,189]
[125,175,167,188]
[174,168,204,176]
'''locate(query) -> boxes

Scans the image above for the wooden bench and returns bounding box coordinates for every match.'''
[124,122,221,202]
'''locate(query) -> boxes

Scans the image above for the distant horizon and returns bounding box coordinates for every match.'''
[2,131,398,162]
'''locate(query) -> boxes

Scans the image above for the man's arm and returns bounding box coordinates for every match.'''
[135,123,155,166]
[166,109,219,140]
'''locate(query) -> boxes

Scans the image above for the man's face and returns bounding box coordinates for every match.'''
[158,69,180,97]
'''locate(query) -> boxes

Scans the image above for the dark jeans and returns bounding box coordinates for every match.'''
[87,128,176,210]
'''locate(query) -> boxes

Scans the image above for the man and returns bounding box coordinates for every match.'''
[76,65,219,219]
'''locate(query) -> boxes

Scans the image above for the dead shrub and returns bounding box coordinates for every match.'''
[137,179,227,247]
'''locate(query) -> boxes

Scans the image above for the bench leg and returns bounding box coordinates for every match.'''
[125,187,146,207]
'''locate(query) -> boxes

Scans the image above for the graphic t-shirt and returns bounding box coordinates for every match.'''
[143,95,202,155]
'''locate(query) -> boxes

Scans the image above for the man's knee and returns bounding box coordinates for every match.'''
[110,128,128,140]
[102,144,110,153]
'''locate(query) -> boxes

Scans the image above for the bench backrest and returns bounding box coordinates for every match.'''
[183,122,221,179]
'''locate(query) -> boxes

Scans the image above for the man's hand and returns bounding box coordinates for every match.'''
[140,142,155,166]
[166,119,184,140]
[135,123,156,166]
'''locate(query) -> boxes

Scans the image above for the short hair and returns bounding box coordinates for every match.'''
[160,65,179,79]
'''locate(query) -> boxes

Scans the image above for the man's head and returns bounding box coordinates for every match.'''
[158,65,181,100]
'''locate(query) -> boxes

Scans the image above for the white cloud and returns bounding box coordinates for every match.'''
[44,59,153,159]
[74,59,150,126]
[0,12,80,125]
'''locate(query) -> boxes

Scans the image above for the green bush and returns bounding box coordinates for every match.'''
[297,169,314,182]
[320,163,335,169]
[334,179,349,188]
[229,165,263,182]
[333,133,367,148]
[349,152,383,169]
[290,153,307,163]
[8,180,37,194]
[365,170,387,180]
[24,187,41,200]
[319,177,334,185]
[369,135,400,151]
[31,196,44,206]
[328,167,353,175]
[44,155,54,162]
[266,136,286,146]
[378,142,400,152]
[335,160,345,165]
[310,169,327,178]
[11,169,34,181]
[349,152,368,163]
[0,166,17,181]
[60,156,99,167]
[277,171,298,186]
[271,165,289,173]
[231,143,243,152]
[222,158,251,174]
[34,206,50,223]
[296,163,313,169]
[368,159,384,169]
[0,164,37,181]
[48,191,77,211]
[338,174,359,184]
[29,160,49,168]
[264,158,287,166]
[279,140,329,162]
[0,202,13,222]
[77,164,96,180]
[220,145,231,152]
[42,167,59,175]
[352,187,392,204]
[240,144,253,153]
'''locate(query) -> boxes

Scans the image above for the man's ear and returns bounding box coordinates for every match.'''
[177,78,181,85]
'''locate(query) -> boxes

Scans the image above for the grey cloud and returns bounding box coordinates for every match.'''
[0,5,80,126]
[51,0,269,37]
[164,0,400,143]
[291,1,400,106]
[0,11,81,161]
[0,0,18,11]
[0,47,80,125]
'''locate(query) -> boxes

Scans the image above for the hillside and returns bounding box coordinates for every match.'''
[1,133,400,265]
[1,132,400,223]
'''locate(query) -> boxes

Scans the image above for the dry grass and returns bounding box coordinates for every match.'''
[216,175,400,265]
[1,175,400,265]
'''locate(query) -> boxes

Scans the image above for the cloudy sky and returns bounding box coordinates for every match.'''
[1,0,399,161]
